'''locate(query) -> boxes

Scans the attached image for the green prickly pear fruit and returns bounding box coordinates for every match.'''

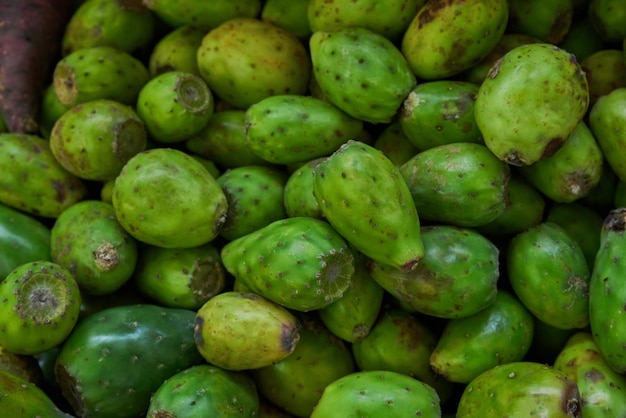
[51,200,138,296]
[368,225,499,319]
[307,0,424,41]
[373,120,419,167]
[39,83,72,140]
[517,120,604,203]
[588,0,626,43]
[554,332,626,417]
[197,18,311,109]
[399,80,483,151]
[581,49,626,108]
[148,25,205,78]
[144,0,262,31]
[220,217,355,311]
[61,0,156,56]
[589,208,626,373]
[283,157,326,219]
[581,160,619,213]
[401,0,509,80]
[251,315,355,417]
[475,43,589,166]
[507,222,590,330]
[134,243,226,310]
[0,202,51,279]
[54,304,204,418]
[262,0,312,40]
[313,140,424,272]
[430,290,534,384]
[526,317,577,365]
[399,142,510,227]
[136,71,214,144]
[112,148,228,248]
[217,165,287,241]
[245,94,363,165]
[50,99,148,181]
[147,364,260,418]
[53,46,150,108]
[475,174,545,240]
[185,110,270,169]
[0,133,86,218]
[351,308,454,404]
[309,27,416,124]
[317,249,384,343]
[310,370,441,417]
[589,87,626,181]
[558,18,605,62]
[0,370,75,418]
[0,261,81,355]
[507,0,573,44]
[194,291,301,370]
[456,362,582,417]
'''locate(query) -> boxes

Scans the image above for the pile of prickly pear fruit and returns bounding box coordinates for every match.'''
[2,0,626,416]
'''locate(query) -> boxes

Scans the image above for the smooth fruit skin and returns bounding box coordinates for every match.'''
[313,140,424,272]
[194,292,301,371]
[0,261,81,355]
[54,304,204,418]
[112,148,228,248]
[475,43,589,166]
[148,25,205,78]
[589,87,626,182]
[0,370,75,418]
[589,208,626,373]
[310,370,441,418]
[147,364,260,418]
[554,332,626,417]
[456,362,582,417]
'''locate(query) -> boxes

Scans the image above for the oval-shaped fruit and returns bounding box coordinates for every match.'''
[589,87,626,181]
[0,370,74,418]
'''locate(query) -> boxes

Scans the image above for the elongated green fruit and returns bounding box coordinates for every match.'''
[0,370,74,418]
[221,217,354,311]
[589,207,626,373]
[313,140,423,271]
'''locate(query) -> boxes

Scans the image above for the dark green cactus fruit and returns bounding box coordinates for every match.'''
[373,120,419,167]
[430,290,534,384]
[558,18,605,62]
[507,0,573,44]
[581,160,619,213]
[526,317,577,365]
[251,315,355,417]
[368,225,499,319]
[53,46,150,108]
[589,87,626,182]
[0,202,51,279]
[50,99,148,181]
[61,0,156,56]
[517,120,604,203]
[399,142,510,227]
[262,0,312,40]
[310,370,441,417]
[148,25,205,78]
[136,71,214,144]
[185,110,270,169]
[456,362,582,417]
[134,243,225,310]
[588,0,626,43]
[0,261,81,355]
[196,17,311,109]
[283,157,326,219]
[309,26,416,124]
[475,43,589,166]
[194,291,301,370]
[313,140,424,272]
[220,217,355,311]
[475,174,545,240]
[307,0,424,41]
[401,0,509,80]
[351,308,454,404]
[0,133,86,218]
[217,165,287,241]
[51,200,137,296]
[147,364,260,418]
[112,148,228,248]
[589,208,626,373]
[0,370,75,418]
[507,222,590,330]
[317,249,384,343]
[245,94,363,165]
[39,83,72,140]
[144,0,262,31]
[399,80,483,151]
[54,304,204,418]
[581,49,626,108]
